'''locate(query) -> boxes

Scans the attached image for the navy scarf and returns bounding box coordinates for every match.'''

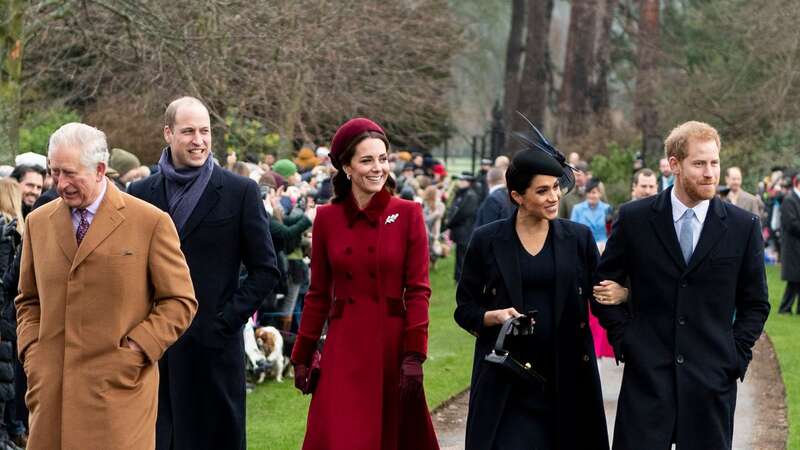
[158,147,214,232]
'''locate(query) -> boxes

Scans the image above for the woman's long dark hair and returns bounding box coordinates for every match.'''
[331,131,396,203]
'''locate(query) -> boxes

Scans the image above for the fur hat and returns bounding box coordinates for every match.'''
[272,159,297,178]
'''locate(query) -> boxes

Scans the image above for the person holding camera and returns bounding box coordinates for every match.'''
[454,131,627,450]
[291,118,437,450]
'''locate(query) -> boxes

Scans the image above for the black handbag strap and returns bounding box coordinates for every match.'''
[493,317,517,353]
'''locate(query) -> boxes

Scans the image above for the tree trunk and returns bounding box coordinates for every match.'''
[635,0,660,165]
[557,0,599,140]
[1,0,25,161]
[502,0,526,136]
[513,0,554,135]
[591,0,618,117]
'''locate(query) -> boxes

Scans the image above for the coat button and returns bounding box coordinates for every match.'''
[368,246,375,254]
[491,288,496,296]
[369,272,376,279]
[579,321,587,329]
[680,280,688,288]
[345,272,353,280]
[582,355,590,362]
[676,354,685,364]
[348,298,355,304]
[345,247,352,255]
[372,294,379,303]
[678,316,687,325]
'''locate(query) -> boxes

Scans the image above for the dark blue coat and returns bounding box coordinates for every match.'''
[593,187,769,450]
[455,216,608,450]
[472,186,515,231]
[129,164,279,450]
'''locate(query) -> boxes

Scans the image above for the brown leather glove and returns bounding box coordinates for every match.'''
[399,352,425,400]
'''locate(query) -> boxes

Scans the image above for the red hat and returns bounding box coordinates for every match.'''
[329,118,385,169]
[432,163,447,176]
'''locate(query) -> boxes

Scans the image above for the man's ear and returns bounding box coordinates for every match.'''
[669,156,681,177]
[164,126,173,144]
[96,161,107,180]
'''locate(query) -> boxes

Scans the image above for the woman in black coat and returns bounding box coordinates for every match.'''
[454,143,627,450]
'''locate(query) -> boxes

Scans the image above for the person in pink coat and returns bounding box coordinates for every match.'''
[291,118,438,450]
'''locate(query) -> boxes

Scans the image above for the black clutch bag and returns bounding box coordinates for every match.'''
[484,313,546,387]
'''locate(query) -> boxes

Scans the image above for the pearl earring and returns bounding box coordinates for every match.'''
[346,173,351,180]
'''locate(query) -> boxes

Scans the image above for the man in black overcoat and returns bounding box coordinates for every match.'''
[593,121,770,450]
[779,174,800,313]
[445,173,480,281]
[129,97,279,450]
[473,167,514,231]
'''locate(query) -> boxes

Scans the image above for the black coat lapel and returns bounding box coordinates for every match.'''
[148,173,170,213]
[686,197,727,273]
[492,216,525,313]
[179,165,224,242]
[649,188,686,270]
[551,219,574,328]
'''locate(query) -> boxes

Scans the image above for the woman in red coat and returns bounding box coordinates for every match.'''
[291,118,438,450]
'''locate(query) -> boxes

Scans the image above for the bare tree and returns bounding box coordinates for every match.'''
[635,0,660,165]
[21,0,462,158]
[502,0,526,133]
[512,0,554,135]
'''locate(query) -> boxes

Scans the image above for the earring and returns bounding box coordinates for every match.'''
[346,173,351,180]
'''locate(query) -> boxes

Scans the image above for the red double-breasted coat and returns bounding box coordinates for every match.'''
[292,188,438,450]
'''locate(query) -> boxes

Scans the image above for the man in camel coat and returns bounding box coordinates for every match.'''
[16,122,197,450]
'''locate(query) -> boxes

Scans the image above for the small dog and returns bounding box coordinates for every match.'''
[255,326,290,382]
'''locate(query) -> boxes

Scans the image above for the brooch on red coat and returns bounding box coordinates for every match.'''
[385,213,399,224]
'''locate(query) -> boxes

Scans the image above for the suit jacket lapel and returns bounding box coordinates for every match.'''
[649,188,686,270]
[50,201,77,264]
[551,219,573,328]
[71,182,125,271]
[178,165,223,242]
[686,197,727,273]
[492,216,525,313]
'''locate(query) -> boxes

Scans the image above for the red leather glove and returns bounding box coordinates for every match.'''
[399,352,425,400]
[293,351,321,395]
[293,363,310,394]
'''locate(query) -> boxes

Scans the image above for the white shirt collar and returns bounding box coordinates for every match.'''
[670,186,709,224]
[794,187,800,199]
[488,184,505,195]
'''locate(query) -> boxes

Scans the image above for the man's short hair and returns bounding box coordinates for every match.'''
[633,168,655,186]
[10,164,46,183]
[486,167,505,185]
[48,122,109,169]
[664,121,720,161]
[726,166,742,177]
[574,160,589,173]
[165,96,207,129]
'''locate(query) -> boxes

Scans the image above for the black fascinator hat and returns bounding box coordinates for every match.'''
[512,114,578,194]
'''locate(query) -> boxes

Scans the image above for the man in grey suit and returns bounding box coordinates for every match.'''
[724,166,764,217]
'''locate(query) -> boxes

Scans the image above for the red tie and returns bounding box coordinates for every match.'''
[76,209,89,244]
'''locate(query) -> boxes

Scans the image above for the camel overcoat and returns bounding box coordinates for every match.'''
[16,181,197,450]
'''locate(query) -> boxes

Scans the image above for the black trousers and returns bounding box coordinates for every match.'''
[779,282,800,313]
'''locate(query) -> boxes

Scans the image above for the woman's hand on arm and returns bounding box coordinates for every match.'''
[482,307,523,327]
[592,280,628,305]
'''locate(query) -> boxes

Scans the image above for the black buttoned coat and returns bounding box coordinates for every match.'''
[454,216,609,450]
[129,165,280,450]
[593,188,770,450]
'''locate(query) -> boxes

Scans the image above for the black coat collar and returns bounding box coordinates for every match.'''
[150,164,225,241]
[649,186,727,272]
[491,212,575,327]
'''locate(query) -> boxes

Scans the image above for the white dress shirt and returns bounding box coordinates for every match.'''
[671,187,709,252]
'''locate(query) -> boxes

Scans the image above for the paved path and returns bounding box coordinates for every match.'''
[435,356,763,449]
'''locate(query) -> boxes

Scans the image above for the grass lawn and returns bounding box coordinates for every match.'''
[764,264,800,449]
[245,256,474,449]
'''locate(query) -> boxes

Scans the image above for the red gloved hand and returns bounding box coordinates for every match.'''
[399,352,425,400]
[293,363,310,394]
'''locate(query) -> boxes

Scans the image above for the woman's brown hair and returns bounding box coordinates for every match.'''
[331,131,396,203]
